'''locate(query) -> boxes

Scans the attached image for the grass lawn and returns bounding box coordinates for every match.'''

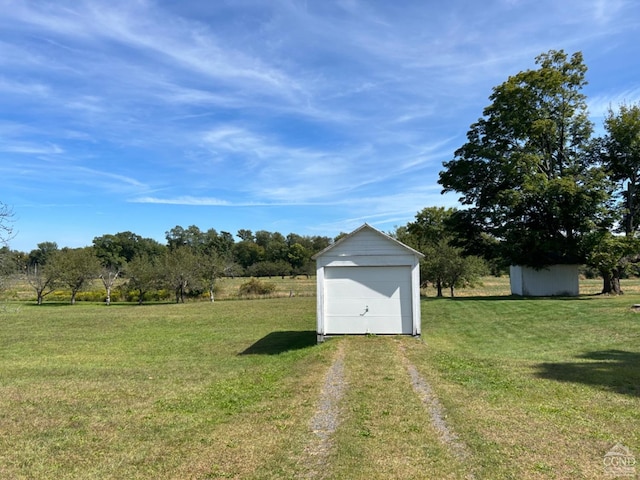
[1,277,639,479]
[413,294,640,478]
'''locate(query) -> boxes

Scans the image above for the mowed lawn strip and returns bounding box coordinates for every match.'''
[406,295,640,479]
[327,335,471,480]
[0,298,335,480]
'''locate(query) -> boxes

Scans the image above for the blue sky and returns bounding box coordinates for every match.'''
[2,0,639,252]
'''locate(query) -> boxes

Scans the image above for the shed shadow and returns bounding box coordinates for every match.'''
[535,350,640,397]
[240,330,316,355]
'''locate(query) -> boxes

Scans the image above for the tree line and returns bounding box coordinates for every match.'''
[0,226,334,304]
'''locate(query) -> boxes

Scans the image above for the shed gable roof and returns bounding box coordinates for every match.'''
[312,223,424,259]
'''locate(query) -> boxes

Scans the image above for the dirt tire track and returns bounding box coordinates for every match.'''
[397,340,476,479]
[301,341,347,478]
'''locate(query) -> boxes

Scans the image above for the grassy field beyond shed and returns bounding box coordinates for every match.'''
[1,281,639,479]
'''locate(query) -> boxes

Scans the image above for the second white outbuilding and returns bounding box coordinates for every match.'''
[313,224,424,343]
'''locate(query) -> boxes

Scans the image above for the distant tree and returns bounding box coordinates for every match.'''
[310,235,332,253]
[28,241,59,267]
[161,247,199,303]
[52,247,101,304]
[99,265,121,306]
[402,207,488,297]
[25,242,60,304]
[334,232,349,243]
[419,240,456,297]
[440,247,489,297]
[275,259,293,278]
[223,261,244,279]
[0,202,14,246]
[233,240,264,269]
[589,103,640,294]
[286,233,304,247]
[264,233,289,263]
[93,232,165,265]
[126,254,159,305]
[0,248,23,270]
[246,260,292,279]
[0,246,19,293]
[92,237,126,305]
[165,225,206,252]
[406,207,452,250]
[93,234,126,269]
[585,232,638,294]
[254,230,273,249]
[254,231,288,263]
[25,260,59,305]
[287,242,310,275]
[198,250,225,302]
[236,229,254,242]
[444,210,505,276]
[298,259,316,279]
[216,231,236,256]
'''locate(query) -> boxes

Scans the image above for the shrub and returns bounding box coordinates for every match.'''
[75,291,107,302]
[239,278,277,296]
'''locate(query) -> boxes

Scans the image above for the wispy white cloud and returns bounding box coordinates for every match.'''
[74,167,147,189]
[0,142,63,155]
[588,88,640,119]
[2,0,640,250]
[1,0,305,99]
[0,76,51,97]
[131,196,232,206]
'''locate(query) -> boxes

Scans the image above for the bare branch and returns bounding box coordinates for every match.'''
[0,202,15,246]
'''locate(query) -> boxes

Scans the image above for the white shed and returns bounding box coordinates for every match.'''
[510,265,579,297]
[313,224,424,343]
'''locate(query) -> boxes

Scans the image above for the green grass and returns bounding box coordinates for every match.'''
[410,294,640,479]
[1,278,639,479]
[0,298,330,479]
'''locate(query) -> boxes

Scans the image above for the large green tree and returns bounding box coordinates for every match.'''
[602,103,640,235]
[589,103,640,293]
[439,50,609,268]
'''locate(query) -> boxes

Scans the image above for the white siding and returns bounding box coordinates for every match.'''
[510,265,579,296]
[322,229,409,257]
[324,266,412,334]
[315,224,423,341]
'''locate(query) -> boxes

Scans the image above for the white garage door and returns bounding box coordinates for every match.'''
[324,266,412,335]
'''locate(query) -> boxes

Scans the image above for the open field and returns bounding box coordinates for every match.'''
[1,280,639,479]
[5,273,640,304]
[0,275,317,303]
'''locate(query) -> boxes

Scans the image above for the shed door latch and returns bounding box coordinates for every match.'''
[360,305,369,316]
